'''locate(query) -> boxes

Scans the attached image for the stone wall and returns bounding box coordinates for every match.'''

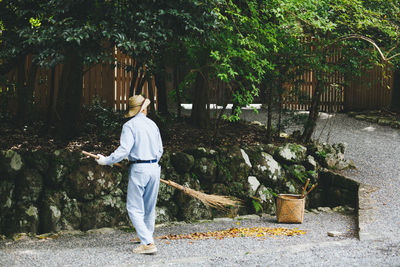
[0,142,355,236]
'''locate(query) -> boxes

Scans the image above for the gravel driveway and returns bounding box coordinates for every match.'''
[1,110,399,266]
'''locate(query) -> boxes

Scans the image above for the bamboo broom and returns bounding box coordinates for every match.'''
[82,151,241,210]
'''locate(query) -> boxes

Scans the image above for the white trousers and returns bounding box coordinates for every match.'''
[126,163,160,245]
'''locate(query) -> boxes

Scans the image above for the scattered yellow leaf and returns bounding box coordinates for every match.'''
[158,227,306,241]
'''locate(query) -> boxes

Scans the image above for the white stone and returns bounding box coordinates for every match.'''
[362,126,375,132]
[327,231,343,237]
[241,149,252,168]
[248,176,260,192]
[261,152,281,180]
[279,146,296,160]
[50,205,61,220]
[87,171,95,181]
[25,206,38,218]
[10,153,23,171]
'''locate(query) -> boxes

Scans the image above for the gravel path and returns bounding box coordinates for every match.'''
[311,113,400,242]
[1,110,400,266]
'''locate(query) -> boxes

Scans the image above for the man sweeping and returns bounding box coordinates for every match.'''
[95,95,163,255]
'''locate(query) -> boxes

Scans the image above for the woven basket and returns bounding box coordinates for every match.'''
[276,194,305,223]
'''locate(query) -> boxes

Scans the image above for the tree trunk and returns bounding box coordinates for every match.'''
[265,83,273,143]
[16,58,37,125]
[45,66,56,131]
[302,76,322,143]
[147,75,156,116]
[155,65,168,115]
[391,68,400,112]
[174,65,182,118]
[191,71,209,128]
[56,49,83,140]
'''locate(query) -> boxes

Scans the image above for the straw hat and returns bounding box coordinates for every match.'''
[124,95,151,118]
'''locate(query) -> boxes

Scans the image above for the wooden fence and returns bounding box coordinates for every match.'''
[1,50,393,114]
[282,49,393,112]
[2,49,156,113]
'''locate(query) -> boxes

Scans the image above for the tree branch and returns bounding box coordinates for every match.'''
[338,34,386,61]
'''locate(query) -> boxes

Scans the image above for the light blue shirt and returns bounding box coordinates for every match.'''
[104,113,163,165]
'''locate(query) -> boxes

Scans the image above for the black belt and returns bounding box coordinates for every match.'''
[130,159,157,164]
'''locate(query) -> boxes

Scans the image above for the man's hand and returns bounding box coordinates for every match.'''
[96,154,108,165]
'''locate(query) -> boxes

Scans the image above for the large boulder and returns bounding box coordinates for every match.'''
[217,146,251,185]
[275,143,307,164]
[179,198,213,222]
[255,185,276,215]
[67,164,122,201]
[307,142,354,170]
[170,152,194,174]
[6,204,40,235]
[40,190,81,233]
[0,150,23,176]
[155,206,175,224]
[0,180,15,235]
[0,180,15,211]
[247,176,260,196]
[15,168,43,204]
[304,155,318,171]
[80,190,129,230]
[47,150,82,188]
[157,180,176,205]
[193,157,217,185]
[252,152,285,187]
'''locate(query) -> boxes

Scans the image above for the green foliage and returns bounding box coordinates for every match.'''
[315,150,327,159]
[251,198,263,213]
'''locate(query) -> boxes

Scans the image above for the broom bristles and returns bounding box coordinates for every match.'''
[161,179,242,210]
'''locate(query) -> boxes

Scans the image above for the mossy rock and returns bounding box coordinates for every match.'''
[0,150,23,176]
[193,157,217,184]
[170,152,194,174]
[275,143,307,164]
[252,152,285,187]
[40,190,81,233]
[80,194,129,230]
[180,198,213,222]
[0,180,15,211]
[184,147,218,159]
[155,206,175,224]
[67,164,122,201]
[391,121,400,129]
[5,204,40,235]
[378,118,393,126]
[217,146,251,184]
[157,180,176,205]
[254,185,276,215]
[210,183,228,195]
[354,114,367,120]
[24,150,50,175]
[15,168,43,204]
[47,150,81,188]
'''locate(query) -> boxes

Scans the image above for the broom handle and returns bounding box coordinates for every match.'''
[301,178,310,198]
[305,183,318,196]
[82,151,168,184]
[82,151,124,168]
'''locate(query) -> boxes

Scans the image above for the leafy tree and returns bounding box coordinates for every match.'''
[0,0,217,139]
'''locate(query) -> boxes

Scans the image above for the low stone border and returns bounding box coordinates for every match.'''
[348,111,400,129]
[321,169,381,241]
